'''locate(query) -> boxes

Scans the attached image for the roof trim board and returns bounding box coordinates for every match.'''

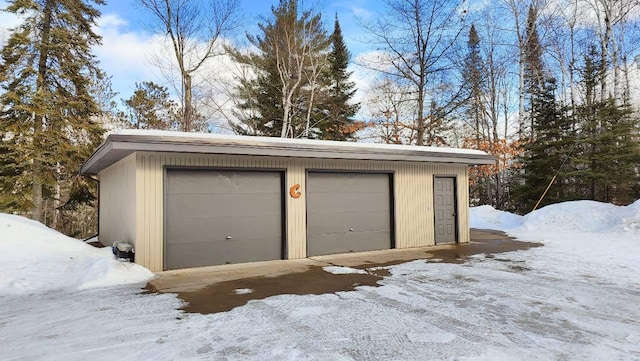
[81,130,496,175]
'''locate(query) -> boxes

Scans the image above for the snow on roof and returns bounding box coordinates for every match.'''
[112,129,489,156]
[81,129,496,174]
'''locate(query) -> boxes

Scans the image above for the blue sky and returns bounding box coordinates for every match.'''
[0,0,384,105]
[101,0,381,57]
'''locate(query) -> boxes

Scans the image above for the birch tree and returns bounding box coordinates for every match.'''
[230,0,341,139]
[585,0,640,104]
[138,0,239,132]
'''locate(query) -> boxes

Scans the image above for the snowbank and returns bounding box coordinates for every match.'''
[471,199,640,234]
[0,213,154,295]
[469,205,523,230]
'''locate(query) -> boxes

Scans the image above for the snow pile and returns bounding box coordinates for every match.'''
[0,213,154,295]
[521,200,626,233]
[471,199,640,234]
[620,199,640,232]
[322,266,368,275]
[469,205,523,230]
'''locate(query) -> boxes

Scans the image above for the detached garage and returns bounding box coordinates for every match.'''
[81,130,495,272]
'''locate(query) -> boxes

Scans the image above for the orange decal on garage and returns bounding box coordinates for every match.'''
[289,184,301,198]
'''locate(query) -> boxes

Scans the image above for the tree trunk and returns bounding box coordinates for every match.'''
[32,0,55,222]
[612,41,619,104]
[183,73,193,132]
[622,55,630,105]
[568,9,577,129]
[416,80,425,146]
[304,84,316,138]
[600,4,611,102]
[518,50,525,139]
[52,163,61,230]
[32,158,43,222]
[281,92,292,138]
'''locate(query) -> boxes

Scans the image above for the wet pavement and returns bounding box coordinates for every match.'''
[146,229,542,314]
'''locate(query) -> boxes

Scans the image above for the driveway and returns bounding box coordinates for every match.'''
[147,229,542,314]
[3,228,639,360]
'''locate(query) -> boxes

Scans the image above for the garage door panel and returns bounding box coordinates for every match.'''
[307,230,391,256]
[306,210,390,234]
[165,169,283,270]
[166,214,282,243]
[167,193,281,218]
[165,235,281,269]
[308,172,387,192]
[168,170,280,194]
[307,192,389,213]
[307,172,392,257]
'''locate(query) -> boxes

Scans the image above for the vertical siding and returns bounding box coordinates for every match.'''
[457,166,470,243]
[134,154,147,269]
[98,154,136,248]
[135,154,165,272]
[125,152,471,271]
[394,162,433,248]
[287,159,306,258]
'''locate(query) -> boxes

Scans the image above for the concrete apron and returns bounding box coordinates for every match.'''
[146,229,542,314]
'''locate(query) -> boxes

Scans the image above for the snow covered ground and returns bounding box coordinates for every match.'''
[1,200,639,360]
[0,214,153,295]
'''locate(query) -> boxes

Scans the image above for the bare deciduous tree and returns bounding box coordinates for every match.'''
[138,0,239,131]
[367,76,416,144]
[361,0,465,146]
[585,0,640,104]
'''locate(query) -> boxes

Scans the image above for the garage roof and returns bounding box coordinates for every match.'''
[81,129,496,175]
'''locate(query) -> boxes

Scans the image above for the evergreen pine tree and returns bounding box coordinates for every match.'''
[320,14,360,140]
[461,24,492,206]
[230,0,357,139]
[515,78,574,213]
[462,24,486,147]
[523,5,544,139]
[122,81,179,130]
[0,128,29,212]
[0,0,105,224]
[574,47,640,203]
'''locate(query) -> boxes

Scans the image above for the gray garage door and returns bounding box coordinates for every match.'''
[164,169,283,270]
[307,172,393,256]
[434,176,457,244]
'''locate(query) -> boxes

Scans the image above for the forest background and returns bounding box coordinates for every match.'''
[0,0,638,238]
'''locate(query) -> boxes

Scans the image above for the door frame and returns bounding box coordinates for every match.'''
[304,169,396,255]
[162,166,287,271]
[433,175,459,244]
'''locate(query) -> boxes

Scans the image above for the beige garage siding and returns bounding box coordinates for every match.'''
[133,152,469,271]
[98,153,137,249]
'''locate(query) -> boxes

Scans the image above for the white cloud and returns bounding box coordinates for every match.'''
[0,7,162,97]
[542,0,640,28]
[0,1,26,45]
[350,51,387,109]
[459,0,491,16]
[351,5,373,19]
[93,13,166,95]
[331,0,374,20]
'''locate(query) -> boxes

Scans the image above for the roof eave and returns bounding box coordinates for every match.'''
[81,135,496,175]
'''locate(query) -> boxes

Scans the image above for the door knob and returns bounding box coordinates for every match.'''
[226,235,232,240]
